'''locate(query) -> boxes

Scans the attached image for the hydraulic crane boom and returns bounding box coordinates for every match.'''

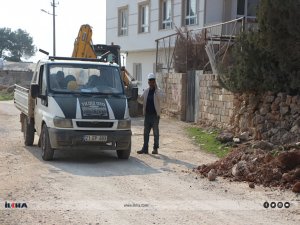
[72,24,97,58]
[72,24,141,116]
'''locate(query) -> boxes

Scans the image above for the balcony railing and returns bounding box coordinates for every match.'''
[155,17,257,73]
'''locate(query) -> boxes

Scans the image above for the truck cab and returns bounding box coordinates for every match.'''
[16,57,132,160]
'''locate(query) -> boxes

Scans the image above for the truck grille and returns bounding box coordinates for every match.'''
[76,121,114,128]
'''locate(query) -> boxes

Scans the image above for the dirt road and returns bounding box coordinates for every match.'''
[0,101,299,225]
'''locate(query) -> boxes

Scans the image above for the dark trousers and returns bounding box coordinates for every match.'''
[142,114,160,150]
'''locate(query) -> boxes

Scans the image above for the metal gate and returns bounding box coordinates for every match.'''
[185,70,200,122]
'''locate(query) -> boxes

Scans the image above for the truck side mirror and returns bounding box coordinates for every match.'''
[30,84,40,98]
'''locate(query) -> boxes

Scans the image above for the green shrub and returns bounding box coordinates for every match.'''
[0,91,13,101]
[219,0,300,94]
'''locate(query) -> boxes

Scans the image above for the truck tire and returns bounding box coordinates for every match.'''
[23,116,35,146]
[117,142,131,160]
[41,124,54,161]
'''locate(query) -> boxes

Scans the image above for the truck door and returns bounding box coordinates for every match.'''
[34,65,47,136]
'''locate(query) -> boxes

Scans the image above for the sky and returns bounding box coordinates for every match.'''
[0,0,106,62]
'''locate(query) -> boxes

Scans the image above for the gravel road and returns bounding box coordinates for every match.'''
[0,100,299,225]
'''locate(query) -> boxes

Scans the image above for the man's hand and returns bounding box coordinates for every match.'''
[137,94,144,104]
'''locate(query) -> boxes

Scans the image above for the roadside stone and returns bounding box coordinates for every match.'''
[216,132,234,143]
[232,160,249,178]
[292,182,300,193]
[277,150,300,170]
[207,169,217,181]
[233,137,240,143]
[294,168,300,178]
[239,132,249,142]
[249,182,255,188]
[272,168,282,180]
[282,173,293,182]
[252,140,274,151]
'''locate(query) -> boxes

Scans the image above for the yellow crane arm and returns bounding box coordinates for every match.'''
[72,24,97,58]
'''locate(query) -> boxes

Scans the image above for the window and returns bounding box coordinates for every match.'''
[49,64,123,95]
[247,0,259,17]
[160,0,172,29]
[118,6,128,36]
[183,0,197,26]
[138,2,150,33]
[237,0,259,19]
[38,65,47,96]
[133,63,142,82]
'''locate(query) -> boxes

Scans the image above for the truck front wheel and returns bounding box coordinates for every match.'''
[41,124,54,161]
[116,142,131,159]
[23,116,34,146]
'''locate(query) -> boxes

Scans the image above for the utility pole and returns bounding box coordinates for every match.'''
[41,1,58,56]
[51,0,57,56]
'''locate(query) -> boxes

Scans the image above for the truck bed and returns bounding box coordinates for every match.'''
[14,84,29,116]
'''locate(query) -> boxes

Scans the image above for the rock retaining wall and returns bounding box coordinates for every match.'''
[155,72,300,144]
[232,92,300,144]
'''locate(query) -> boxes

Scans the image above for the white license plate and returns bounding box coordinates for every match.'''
[83,135,107,142]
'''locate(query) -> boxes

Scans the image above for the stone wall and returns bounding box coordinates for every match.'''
[232,92,300,144]
[197,73,234,128]
[2,61,35,71]
[159,73,187,120]
[0,70,33,88]
[157,72,300,144]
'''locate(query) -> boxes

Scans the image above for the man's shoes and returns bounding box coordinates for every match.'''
[152,148,158,154]
[137,149,148,154]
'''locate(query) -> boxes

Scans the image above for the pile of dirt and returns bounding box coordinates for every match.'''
[194,143,300,192]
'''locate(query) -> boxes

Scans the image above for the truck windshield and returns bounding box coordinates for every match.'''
[48,64,124,95]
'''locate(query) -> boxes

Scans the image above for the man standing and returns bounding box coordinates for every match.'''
[137,73,163,154]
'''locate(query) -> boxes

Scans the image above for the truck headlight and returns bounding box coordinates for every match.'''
[53,117,73,128]
[118,120,131,129]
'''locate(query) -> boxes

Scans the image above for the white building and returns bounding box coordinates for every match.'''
[106,0,259,93]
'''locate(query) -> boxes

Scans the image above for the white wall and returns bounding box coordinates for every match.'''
[126,50,156,94]
[106,0,206,52]
[205,0,225,25]
[231,0,238,18]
